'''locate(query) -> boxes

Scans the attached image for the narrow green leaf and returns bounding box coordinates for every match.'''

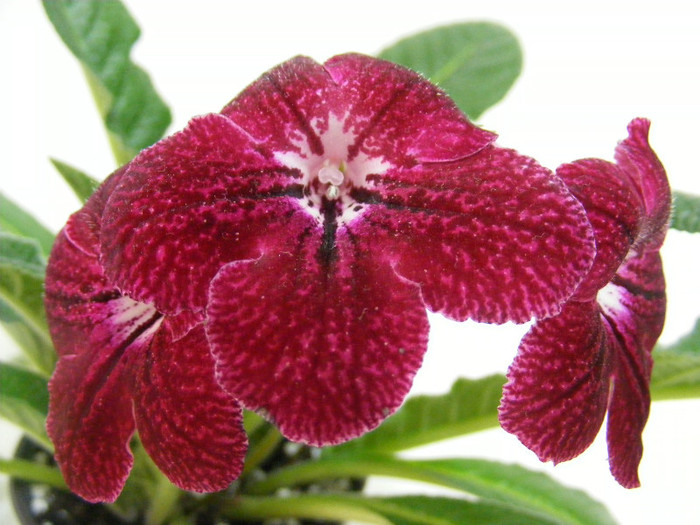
[248,454,616,525]
[0,458,66,490]
[0,193,54,256]
[326,375,504,456]
[363,496,560,525]
[0,300,55,377]
[42,0,171,164]
[671,191,700,233]
[0,233,46,278]
[651,319,700,400]
[0,234,55,375]
[378,22,522,119]
[225,494,554,525]
[50,158,101,204]
[0,363,51,450]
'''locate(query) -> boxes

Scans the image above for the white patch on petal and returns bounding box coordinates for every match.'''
[105,296,162,346]
[274,111,393,225]
[597,283,625,317]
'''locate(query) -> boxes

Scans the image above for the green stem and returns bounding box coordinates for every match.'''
[0,457,67,490]
[242,425,283,478]
[242,410,266,435]
[144,471,182,525]
[245,454,417,496]
[221,494,389,524]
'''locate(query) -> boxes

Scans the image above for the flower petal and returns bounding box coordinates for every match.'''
[556,158,643,300]
[47,292,161,503]
[206,229,429,446]
[101,113,306,313]
[614,119,671,250]
[323,53,496,165]
[354,146,595,323]
[499,301,612,463]
[221,56,338,157]
[599,250,665,487]
[47,350,135,503]
[62,166,127,258]
[132,322,247,493]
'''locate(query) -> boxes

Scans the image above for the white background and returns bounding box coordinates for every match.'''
[1,0,699,523]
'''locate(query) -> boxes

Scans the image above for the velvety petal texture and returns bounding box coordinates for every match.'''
[355,147,595,323]
[45,169,246,502]
[133,323,247,492]
[207,229,429,445]
[499,119,671,488]
[45,53,599,500]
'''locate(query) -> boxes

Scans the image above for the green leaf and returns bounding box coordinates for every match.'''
[247,455,616,525]
[326,375,504,456]
[651,319,700,400]
[0,234,55,375]
[0,363,51,450]
[363,496,566,525]
[0,193,54,257]
[42,0,171,165]
[0,233,46,278]
[226,494,558,525]
[671,191,700,233]
[378,22,522,120]
[0,458,66,491]
[50,158,101,204]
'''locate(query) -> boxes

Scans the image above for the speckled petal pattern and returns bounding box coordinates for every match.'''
[355,146,595,323]
[133,323,247,493]
[206,229,429,446]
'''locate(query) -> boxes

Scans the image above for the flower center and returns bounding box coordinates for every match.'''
[317,161,346,200]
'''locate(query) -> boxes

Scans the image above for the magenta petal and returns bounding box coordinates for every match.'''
[101,113,306,313]
[323,53,496,164]
[206,231,429,446]
[499,301,612,463]
[47,351,135,503]
[599,251,665,487]
[357,146,595,323]
[133,323,247,493]
[47,293,161,503]
[556,158,643,300]
[221,56,337,157]
[44,230,115,357]
[614,119,671,250]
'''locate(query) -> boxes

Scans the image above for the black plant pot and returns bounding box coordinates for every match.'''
[11,437,364,525]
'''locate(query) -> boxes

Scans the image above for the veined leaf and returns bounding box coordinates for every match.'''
[652,318,700,400]
[42,0,171,165]
[0,300,55,378]
[0,193,54,257]
[326,375,504,456]
[671,191,700,233]
[50,158,101,204]
[0,233,55,375]
[0,233,46,278]
[248,455,616,525]
[0,363,51,450]
[379,22,522,120]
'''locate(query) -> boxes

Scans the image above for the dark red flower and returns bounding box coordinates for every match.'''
[499,119,671,488]
[45,53,596,502]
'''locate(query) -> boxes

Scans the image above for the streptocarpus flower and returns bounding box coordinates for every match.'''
[499,119,671,488]
[45,170,248,502]
[45,53,596,501]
